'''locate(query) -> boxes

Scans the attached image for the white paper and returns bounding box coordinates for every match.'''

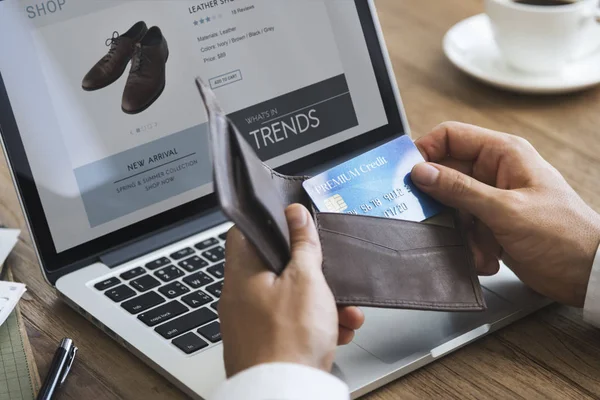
[0,228,20,267]
[0,281,26,326]
[0,228,24,326]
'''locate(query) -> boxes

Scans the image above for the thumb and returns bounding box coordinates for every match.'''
[284,204,323,274]
[411,162,503,221]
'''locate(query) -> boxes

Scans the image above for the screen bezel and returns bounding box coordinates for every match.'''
[0,0,408,281]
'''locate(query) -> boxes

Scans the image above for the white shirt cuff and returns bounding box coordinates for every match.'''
[584,244,600,327]
[210,363,350,400]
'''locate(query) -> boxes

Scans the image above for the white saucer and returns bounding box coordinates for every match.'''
[443,14,600,94]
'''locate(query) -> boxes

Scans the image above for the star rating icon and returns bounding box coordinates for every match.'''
[194,15,223,27]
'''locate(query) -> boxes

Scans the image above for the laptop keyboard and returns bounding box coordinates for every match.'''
[94,233,227,355]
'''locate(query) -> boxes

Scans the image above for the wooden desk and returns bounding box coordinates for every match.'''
[1,0,599,398]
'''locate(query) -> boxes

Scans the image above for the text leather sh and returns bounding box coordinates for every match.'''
[196,78,486,312]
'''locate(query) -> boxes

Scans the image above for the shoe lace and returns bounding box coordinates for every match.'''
[102,31,121,63]
[131,43,152,74]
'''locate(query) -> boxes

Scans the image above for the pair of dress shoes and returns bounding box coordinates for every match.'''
[82,21,169,115]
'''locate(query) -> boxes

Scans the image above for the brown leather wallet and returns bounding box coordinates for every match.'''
[197,78,486,312]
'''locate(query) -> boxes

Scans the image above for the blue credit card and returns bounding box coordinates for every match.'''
[302,135,443,222]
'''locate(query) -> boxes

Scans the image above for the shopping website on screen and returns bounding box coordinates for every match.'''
[0,0,388,252]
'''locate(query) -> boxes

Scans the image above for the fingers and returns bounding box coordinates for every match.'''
[438,157,473,177]
[468,220,501,276]
[284,204,323,275]
[411,163,505,222]
[415,122,509,163]
[337,307,364,345]
[416,122,542,189]
[224,227,275,284]
[338,327,355,346]
[338,307,365,331]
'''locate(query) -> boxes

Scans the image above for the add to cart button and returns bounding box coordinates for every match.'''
[209,69,243,89]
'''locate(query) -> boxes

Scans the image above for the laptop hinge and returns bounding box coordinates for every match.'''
[99,210,228,269]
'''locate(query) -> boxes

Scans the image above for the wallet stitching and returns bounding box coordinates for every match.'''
[338,297,481,308]
[335,298,480,306]
[335,298,485,309]
[269,168,310,182]
[319,228,463,253]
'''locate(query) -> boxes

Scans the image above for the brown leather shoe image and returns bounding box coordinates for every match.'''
[121,27,169,115]
[82,21,148,91]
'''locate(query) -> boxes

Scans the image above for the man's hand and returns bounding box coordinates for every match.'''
[411,122,600,307]
[220,204,365,378]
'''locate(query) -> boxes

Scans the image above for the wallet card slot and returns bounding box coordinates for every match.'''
[319,227,486,311]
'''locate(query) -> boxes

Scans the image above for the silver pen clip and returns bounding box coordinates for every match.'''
[59,344,78,387]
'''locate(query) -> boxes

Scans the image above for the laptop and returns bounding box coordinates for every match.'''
[0,0,550,398]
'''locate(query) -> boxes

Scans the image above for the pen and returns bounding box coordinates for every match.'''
[36,338,78,400]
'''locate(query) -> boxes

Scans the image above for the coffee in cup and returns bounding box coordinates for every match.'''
[513,0,576,6]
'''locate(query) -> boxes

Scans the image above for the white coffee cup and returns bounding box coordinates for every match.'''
[485,0,600,74]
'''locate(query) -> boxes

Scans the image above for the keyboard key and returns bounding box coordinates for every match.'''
[146,257,170,270]
[122,292,165,314]
[170,247,195,260]
[183,271,213,289]
[182,291,212,308]
[202,246,225,263]
[195,238,219,250]
[130,275,161,292]
[159,282,191,299]
[198,321,221,343]
[105,285,136,302]
[211,301,219,312]
[178,256,208,273]
[155,265,185,283]
[172,333,208,354]
[120,267,145,280]
[207,262,224,279]
[206,281,223,298]
[94,277,120,291]
[155,308,218,339]
[218,232,228,241]
[138,301,188,327]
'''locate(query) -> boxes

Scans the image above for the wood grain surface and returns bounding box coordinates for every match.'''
[1,0,600,399]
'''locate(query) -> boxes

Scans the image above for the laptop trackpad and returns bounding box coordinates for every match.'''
[353,288,510,364]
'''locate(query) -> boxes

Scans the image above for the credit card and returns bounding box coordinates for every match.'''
[302,135,443,222]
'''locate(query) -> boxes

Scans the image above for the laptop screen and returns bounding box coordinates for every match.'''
[0,0,404,270]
